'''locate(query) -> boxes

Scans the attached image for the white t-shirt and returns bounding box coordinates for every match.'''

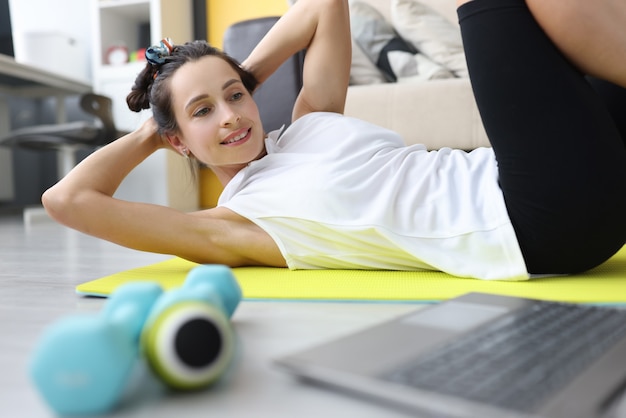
[218,112,528,280]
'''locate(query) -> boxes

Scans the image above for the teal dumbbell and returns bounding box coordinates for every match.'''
[29,265,241,416]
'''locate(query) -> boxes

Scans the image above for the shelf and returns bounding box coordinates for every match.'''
[98,61,148,80]
[98,0,150,11]
[90,0,198,210]
[98,0,149,19]
[98,1,151,66]
[99,0,148,4]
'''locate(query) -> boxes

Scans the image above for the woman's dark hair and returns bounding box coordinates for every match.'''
[126,40,259,135]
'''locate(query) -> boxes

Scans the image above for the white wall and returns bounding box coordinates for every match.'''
[8,0,92,83]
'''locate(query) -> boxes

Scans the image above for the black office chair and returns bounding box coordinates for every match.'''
[222,16,305,132]
[0,93,127,177]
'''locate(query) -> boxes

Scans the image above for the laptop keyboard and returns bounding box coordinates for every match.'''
[381,300,626,413]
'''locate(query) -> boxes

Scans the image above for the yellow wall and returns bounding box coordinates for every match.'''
[208,0,289,48]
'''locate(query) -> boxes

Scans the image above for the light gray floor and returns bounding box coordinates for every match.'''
[0,212,419,418]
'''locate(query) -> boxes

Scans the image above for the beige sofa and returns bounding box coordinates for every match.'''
[343,0,490,150]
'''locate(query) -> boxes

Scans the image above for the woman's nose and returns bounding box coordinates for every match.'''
[220,105,241,127]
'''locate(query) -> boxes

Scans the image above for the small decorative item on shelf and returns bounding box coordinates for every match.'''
[105,44,129,65]
[130,48,147,63]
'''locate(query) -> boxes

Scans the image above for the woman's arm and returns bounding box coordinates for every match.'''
[241,0,352,121]
[41,119,285,267]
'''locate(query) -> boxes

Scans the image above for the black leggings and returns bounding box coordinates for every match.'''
[458,0,626,275]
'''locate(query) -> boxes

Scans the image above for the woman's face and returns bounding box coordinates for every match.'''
[168,55,265,176]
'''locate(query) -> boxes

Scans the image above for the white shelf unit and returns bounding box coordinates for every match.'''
[90,0,198,211]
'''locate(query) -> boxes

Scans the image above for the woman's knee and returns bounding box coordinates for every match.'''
[526,0,626,87]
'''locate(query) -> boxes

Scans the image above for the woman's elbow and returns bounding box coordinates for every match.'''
[41,186,77,226]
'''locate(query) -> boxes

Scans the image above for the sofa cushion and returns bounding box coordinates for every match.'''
[390,0,468,77]
[350,1,452,82]
[390,52,453,83]
[349,37,388,85]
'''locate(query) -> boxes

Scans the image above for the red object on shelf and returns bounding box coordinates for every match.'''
[135,48,147,62]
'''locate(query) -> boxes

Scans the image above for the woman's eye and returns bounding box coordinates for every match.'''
[193,107,211,117]
[231,92,244,101]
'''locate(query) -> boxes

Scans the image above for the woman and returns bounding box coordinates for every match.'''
[42,0,626,280]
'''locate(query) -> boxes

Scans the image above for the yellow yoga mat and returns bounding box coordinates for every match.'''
[76,246,626,304]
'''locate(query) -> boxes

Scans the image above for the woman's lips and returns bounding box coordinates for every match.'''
[221,128,251,146]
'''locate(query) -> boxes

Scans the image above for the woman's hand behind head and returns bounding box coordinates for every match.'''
[136,117,172,151]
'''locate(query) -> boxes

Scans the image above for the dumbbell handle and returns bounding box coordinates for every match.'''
[186,265,242,317]
[148,265,242,324]
[103,282,164,336]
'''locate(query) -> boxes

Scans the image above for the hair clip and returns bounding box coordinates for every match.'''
[146,38,174,66]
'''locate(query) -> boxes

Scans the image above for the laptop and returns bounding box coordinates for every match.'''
[275,292,626,418]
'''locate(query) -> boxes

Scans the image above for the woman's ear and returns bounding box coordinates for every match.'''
[165,133,189,157]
